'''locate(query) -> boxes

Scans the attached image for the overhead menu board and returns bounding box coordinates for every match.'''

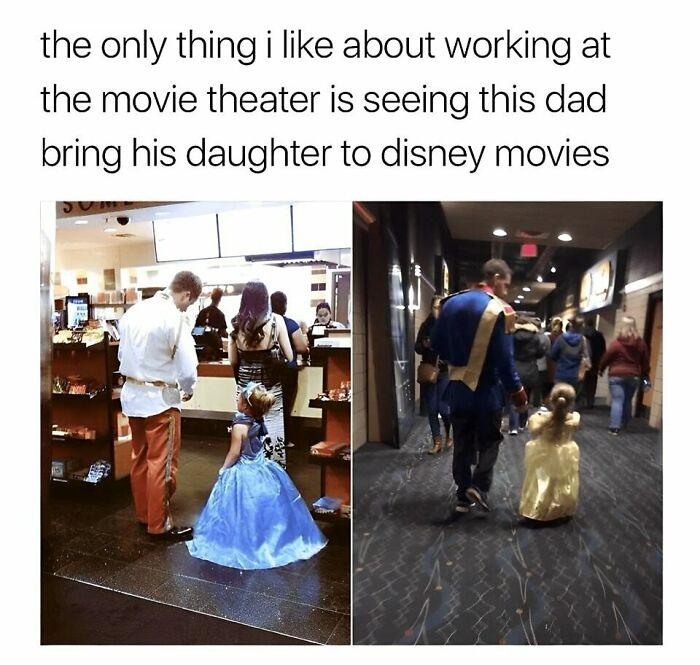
[153,215,220,262]
[218,205,293,257]
[292,202,352,251]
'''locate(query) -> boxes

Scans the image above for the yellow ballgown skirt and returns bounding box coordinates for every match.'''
[519,411,580,521]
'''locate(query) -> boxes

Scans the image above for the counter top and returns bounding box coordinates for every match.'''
[197,360,233,378]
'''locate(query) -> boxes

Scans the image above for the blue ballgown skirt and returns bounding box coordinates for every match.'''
[187,414,327,570]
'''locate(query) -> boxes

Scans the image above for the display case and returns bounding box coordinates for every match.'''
[308,337,351,522]
[51,332,130,485]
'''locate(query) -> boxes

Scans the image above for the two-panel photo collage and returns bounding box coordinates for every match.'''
[40,201,662,646]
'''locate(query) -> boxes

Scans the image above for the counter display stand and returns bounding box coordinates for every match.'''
[51,332,130,486]
[308,343,351,523]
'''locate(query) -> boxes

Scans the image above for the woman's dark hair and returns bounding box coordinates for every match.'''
[315,301,332,315]
[270,291,288,316]
[232,280,270,346]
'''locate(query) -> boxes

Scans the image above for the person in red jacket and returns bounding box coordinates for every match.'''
[598,316,651,435]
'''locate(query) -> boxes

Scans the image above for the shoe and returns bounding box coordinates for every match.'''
[455,498,470,513]
[445,435,453,449]
[518,427,525,433]
[609,428,620,436]
[149,526,194,542]
[509,429,518,436]
[466,486,491,512]
[428,435,442,455]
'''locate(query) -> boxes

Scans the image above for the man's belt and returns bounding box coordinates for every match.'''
[125,377,177,389]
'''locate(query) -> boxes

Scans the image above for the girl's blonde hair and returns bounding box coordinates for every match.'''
[544,383,576,438]
[244,384,276,419]
[617,315,640,340]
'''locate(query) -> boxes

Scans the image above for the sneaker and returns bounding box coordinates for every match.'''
[466,486,491,512]
[609,428,620,436]
[518,427,525,433]
[455,499,470,514]
[509,429,518,436]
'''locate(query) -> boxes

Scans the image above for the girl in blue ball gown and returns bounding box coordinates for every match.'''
[187,382,327,569]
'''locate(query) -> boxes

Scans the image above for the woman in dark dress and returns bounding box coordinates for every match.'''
[228,281,293,466]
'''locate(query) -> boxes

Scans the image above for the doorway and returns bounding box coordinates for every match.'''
[641,291,662,422]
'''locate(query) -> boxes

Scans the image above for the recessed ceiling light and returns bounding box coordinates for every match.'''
[557,232,573,242]
[74,219,88,225]
[155,212,169,216]
[104,228,117,233]
[536,275,543,283]
[550,266,557,273]
[492,228,507,237]
[522,286,531,292]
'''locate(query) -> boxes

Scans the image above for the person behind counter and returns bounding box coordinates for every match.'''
[195,287,227,337]
[313,301,345,329]
[229,280,293,467]
[270,290,309,442]
[270,291,309,363]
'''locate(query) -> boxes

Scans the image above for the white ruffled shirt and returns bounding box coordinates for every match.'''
[118,291,198,417]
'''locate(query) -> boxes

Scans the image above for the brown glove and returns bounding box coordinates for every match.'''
[511,386,528,413]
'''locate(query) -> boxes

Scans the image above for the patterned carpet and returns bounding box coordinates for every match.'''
[353,408,662,645]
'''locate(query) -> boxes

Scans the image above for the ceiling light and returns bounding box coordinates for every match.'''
[104,228,117,233]
[557,232,573,242]
[155,211,169,216]
[522,286,531,292]
[74,219,88,225]
[492,228,507,237]
[550,266,557,273]
[536,275,543,283]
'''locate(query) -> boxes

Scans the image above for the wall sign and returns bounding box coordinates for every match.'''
[579,253,618,313]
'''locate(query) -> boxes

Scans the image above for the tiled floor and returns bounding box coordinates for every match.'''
[43,432,350,645]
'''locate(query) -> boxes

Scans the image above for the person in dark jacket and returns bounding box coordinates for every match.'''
[415,295,452,454]
[599,316,650,435]
[550,316,591,396]
[195,287,227,337]
[270,291,310,444]
[543,317,563,397]
[582,317,607,408]
[509,316,548,434]
[432,259,527,514]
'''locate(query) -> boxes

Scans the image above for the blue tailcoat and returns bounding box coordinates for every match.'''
[432,288,522,414]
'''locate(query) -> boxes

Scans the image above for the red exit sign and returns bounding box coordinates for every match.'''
[520,243,538,258]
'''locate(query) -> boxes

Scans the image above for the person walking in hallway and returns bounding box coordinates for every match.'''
[415,294,452,454]
[582,317,606,408]
[432,259,527,514]
[598,316,650,435]
[118,270,202,541]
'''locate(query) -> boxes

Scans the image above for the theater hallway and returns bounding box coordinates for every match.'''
[353,409,662,645]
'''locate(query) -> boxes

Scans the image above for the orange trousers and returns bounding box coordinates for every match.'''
[128,408,181,534]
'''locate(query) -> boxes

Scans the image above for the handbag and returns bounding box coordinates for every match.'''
[417,356,440,384]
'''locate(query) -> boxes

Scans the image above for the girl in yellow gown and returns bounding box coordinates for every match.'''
[519,383,580,522]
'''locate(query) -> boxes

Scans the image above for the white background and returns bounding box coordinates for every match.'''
[1,0,696,660]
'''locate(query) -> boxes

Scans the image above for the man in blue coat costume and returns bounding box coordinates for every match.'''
[432,259,527,513]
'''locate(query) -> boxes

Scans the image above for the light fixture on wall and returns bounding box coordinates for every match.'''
[408,263,422,311]
[536,275,543,283]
